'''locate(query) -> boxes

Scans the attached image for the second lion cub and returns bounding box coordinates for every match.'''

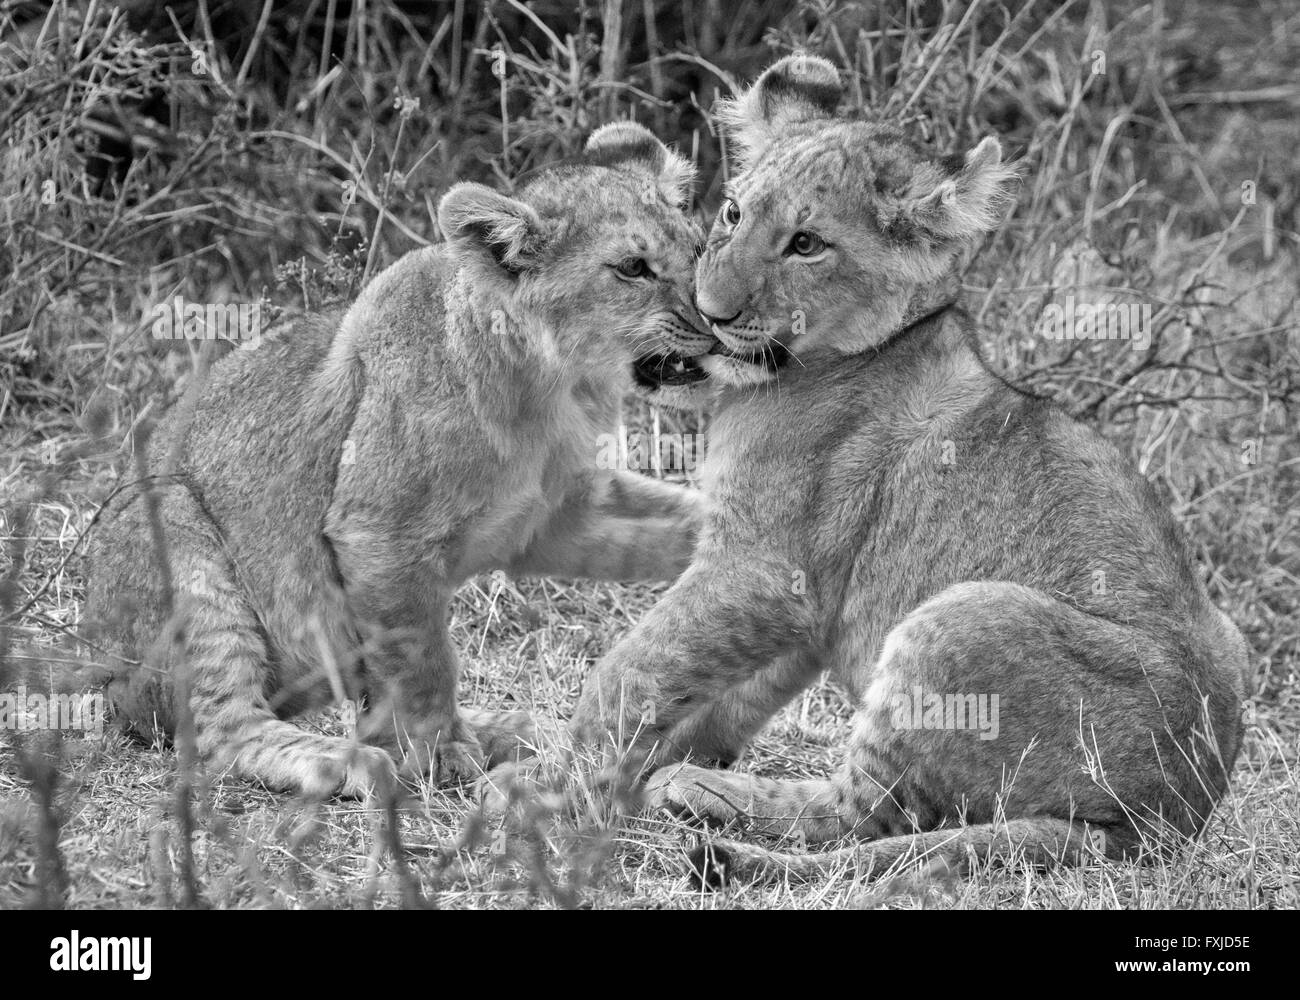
[571,57,1252,884]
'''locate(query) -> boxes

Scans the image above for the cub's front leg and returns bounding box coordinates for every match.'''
[325,514,481,786]
[569,555,813,768]
[510,471,704,583]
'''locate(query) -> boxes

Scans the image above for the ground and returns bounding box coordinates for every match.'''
[1,495,1296,908]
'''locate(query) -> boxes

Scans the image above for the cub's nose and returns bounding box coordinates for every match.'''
[698,307,742,327]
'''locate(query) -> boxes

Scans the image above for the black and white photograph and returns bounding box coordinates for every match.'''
[0,0,1296,941]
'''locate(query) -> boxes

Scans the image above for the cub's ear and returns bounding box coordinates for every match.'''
[437,183,547,273]
[583,121,696,208]
[899,137,1017,242]
[717,53,842,168]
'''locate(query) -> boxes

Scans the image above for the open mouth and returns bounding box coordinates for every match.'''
[632,352,709,389]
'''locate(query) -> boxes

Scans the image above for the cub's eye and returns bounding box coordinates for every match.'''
[788,231,826,257]
[722,199,741,226]
[615,258,653,279]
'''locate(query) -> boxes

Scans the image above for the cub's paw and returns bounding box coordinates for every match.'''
[392,730,485,788]
[364,710,486,788]
[474,757,548,817]
[291,742,399,800]
[427,737,486,787]
[566,702,608,750]
[645,763,743,829]
[337,744,401,800]
[461,707,537,768]
[568,672,658,750]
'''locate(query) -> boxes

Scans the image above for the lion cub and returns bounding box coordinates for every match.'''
[571,58,1252,884]
[87,123,715,798]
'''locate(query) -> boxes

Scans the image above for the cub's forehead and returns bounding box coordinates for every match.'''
[523,163,663,217]
[579,200,700,257]
[731,121,942,207]
[520,164,698,255]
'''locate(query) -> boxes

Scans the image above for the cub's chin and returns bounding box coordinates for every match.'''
[697,334,794,388]
[702,348,780,384]
[631,350,715,409]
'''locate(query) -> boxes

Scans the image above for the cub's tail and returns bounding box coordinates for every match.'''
[689,817,1137,890]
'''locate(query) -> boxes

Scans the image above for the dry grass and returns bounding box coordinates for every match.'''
[2,0,1298,908]
[1,557,1295,909]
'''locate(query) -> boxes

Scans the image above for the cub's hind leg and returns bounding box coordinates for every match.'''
[839,581,1243,844]
[180,546,395,798]
[95,486,395,798]
[656,581,1243,885]
[87,484,179,742]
